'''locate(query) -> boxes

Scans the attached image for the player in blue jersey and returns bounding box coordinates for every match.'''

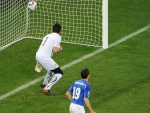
[66,68,96,113]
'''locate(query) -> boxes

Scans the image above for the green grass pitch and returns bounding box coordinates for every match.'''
[0,0,150,113]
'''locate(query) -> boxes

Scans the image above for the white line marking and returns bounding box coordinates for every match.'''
[0,25,149,101]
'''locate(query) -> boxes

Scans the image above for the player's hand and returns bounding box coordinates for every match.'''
[35,62,42,72]
[90,110,96,113]
[60,45,62,51]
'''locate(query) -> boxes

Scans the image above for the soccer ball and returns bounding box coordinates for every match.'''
[28,1,37,10]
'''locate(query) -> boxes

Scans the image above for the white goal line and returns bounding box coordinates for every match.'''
[0,25,149,101]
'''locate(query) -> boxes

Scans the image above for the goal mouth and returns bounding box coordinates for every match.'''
[0,0,108,50]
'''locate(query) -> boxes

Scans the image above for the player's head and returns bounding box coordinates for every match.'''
[81,68,90,79]
[53,23,61,33]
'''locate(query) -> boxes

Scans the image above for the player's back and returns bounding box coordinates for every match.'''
[71,79,91,106]
[36,33,61,57]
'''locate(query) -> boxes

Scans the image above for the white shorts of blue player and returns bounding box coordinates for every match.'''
[70,103,85,113]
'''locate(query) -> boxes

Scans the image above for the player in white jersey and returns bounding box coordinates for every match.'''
[66,68,96,113]
[35,23,63,96]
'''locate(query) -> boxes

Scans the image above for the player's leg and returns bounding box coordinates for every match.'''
[36,56,57,90]
[40,57,63,95]
[43,67,63,94]
[41,70,53,88]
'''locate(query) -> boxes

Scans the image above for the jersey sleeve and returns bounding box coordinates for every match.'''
[84,84,91,99]
[54,36,61,48]
[68,83,74,93]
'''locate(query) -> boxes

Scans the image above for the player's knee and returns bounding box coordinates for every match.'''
[58,68,63,75]
[51,67,63,75]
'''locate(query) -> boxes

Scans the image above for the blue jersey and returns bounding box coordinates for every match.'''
[68,79,91,106]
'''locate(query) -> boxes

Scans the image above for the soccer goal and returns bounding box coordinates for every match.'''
[0,0,108,51]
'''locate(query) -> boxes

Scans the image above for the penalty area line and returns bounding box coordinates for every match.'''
[0,25,149,101]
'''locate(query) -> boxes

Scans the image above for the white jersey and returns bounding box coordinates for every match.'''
[36,33,61,57]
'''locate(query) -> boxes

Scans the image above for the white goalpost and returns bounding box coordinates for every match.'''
[102,0,108,48]
[0,0,108,51]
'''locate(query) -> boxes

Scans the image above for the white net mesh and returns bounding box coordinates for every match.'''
[0,0,27,50]
[28,0,103,47]
[0,0,105,50]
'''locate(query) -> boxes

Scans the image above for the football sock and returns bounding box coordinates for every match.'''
[44,73,62,90]
[43,71,52,85]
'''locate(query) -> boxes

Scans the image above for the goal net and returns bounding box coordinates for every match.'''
[0,0,28,50]
[0,0,108,50]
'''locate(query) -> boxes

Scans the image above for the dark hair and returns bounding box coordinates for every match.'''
[53,23,61,33]
[81,68,90,79]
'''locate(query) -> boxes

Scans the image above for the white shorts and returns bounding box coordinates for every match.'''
[36,55,59,71]
[69,103,85,113]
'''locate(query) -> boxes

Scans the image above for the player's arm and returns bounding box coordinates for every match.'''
[66,85,73,101]
[84,98,96,113]
[65,91,72,101]
[53,45,62,53]
[84,84,96,113]
[53,37,62,53]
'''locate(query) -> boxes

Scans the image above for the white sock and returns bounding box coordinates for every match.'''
[44,73,62,90]
[43,71,52,85]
